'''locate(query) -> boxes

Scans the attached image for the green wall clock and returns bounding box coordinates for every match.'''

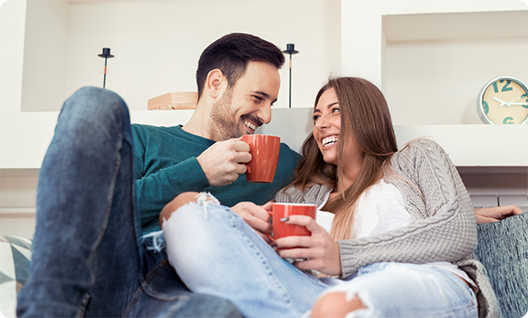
[477,76,528,124]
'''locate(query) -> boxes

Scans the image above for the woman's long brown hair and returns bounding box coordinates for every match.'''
[288,77,399,240]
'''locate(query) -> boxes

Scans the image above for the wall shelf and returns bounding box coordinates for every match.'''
[382,10,528,126]
[394,124,528,166]
[1,108,526,170]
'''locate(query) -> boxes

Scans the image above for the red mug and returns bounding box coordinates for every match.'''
[242,135,280,183]
[268,203,317,241]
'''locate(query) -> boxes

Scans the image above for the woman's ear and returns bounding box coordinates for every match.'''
[205,69,226,99]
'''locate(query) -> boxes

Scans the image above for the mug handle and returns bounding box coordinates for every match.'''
[241,139,252,174]
[241,161,251,174]
[266,211,274,242]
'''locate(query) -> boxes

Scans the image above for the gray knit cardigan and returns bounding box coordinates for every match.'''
[274,139,499,318]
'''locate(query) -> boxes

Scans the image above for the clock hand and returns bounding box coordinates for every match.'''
[507,97,523,103]
[506,97,524,107]
[493,97,507,106]
[508,102,528,106]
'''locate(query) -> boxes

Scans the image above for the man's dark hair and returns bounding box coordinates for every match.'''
[196,33,285,99]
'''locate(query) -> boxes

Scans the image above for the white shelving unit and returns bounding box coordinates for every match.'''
[2,0,528,238]
[382,9,528,197]
[340,1,528,199]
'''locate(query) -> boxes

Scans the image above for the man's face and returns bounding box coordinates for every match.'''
[210,61,280,140]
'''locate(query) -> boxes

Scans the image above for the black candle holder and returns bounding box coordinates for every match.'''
[283,43,299,108]
[98,48,115,89]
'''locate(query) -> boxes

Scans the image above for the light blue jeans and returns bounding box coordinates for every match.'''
[165,198,478,318]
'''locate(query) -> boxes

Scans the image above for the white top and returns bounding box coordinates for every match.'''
[316,179,475,286]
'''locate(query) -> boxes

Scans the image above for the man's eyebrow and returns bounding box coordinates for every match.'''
[253,91,270,98]
[253,91,277,103]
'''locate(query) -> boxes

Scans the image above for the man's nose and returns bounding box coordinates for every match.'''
[259,106,272,125]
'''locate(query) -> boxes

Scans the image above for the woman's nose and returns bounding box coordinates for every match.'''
[315,115,329,130]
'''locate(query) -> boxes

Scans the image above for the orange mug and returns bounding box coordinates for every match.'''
[242,135,280,183]
[268,203,317,241]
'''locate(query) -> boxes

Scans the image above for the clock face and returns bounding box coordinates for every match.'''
[478,77,528,124]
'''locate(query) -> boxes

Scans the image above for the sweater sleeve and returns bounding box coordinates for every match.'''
[132,126,210,230]
[135,159,209,224]
[338,139,477,278]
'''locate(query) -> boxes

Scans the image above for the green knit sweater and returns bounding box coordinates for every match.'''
[132,124,302,234]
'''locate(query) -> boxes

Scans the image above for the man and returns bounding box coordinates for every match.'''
[132,34,301,235]
[17,33,301,317]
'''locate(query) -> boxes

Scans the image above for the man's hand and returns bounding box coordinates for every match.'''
[197,138,251,187]
[231,201,273,242]
[474,205,524,224]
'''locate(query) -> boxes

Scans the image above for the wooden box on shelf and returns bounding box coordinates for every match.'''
[148,92,198,110]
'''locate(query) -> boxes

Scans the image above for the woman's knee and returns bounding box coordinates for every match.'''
[163,194,231,243]
[312,292,365,318]
[160,192,201,227]
[163,196,235,271]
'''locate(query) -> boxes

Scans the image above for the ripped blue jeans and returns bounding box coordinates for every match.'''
[161,194,478,318]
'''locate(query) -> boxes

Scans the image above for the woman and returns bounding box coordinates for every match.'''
[159,77,497,318]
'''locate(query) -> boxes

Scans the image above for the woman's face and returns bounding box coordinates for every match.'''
[313,88,341,165]
[313,88,362,167]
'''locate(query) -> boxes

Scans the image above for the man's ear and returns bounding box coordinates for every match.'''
[205,69,226,99]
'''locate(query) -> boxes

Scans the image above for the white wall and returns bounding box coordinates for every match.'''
[0,0,341,237]
[384,11,528,125]
[0,0,342,168]
[2,0,528,238]
[21,0,69,112]
[341,0,528,88]
[386,37,528,125]
[338,0,528,168]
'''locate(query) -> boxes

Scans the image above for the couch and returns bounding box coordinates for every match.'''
[1,212,527,318]
[0,235,32,318]
[472,212,528,318]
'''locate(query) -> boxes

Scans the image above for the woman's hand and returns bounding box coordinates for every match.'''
[231,201,273,242]
[474,205,523,224]
[272,215,342,276]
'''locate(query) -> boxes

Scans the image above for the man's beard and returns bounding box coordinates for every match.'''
[210,88,244,140]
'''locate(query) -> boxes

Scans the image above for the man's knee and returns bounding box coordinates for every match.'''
[63,86,129,125]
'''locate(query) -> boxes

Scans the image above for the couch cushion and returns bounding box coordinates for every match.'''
[0,235,32,318]
[473,212,528,318]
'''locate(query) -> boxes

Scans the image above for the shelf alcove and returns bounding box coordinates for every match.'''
[380,9,528,197]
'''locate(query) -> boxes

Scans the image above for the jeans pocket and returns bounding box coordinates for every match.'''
[142,260,192,301]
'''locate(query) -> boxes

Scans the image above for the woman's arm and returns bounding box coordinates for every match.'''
[338,139,477,278]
